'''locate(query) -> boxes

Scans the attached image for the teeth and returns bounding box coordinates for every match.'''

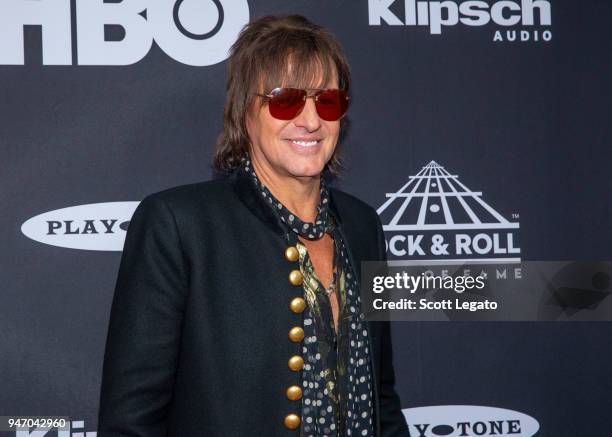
[291,140,319,146]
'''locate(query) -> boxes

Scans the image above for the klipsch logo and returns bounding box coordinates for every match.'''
[377,161,520,262]
[402,405,540,436]
[368,0,552,42]
[0,0,249,65]
[21,202,139,251]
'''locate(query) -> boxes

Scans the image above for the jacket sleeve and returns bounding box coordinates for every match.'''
[374,211,410,437]
[98,194,189,437]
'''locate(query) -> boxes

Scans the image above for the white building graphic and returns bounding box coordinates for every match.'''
[377,161,519,231]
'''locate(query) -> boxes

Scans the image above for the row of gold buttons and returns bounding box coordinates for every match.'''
[285,245,304,431]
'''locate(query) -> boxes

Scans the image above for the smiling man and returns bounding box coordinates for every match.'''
[98,14,409,437]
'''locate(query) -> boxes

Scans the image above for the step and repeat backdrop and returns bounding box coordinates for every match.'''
[1,1,610,436]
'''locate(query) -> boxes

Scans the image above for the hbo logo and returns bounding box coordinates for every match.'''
[0,0,249,66]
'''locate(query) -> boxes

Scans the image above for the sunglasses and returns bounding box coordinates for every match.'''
[255,87,350,121]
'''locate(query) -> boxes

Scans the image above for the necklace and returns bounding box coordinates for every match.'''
[325,270,337,296]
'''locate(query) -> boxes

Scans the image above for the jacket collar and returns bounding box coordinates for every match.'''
[229,167,344,236]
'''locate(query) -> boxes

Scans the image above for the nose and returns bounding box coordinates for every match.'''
[292,96,321,132]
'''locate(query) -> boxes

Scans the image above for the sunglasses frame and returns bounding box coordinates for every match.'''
[255,87,350,121]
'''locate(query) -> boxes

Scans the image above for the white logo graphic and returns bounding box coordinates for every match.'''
[377,161,520,262]
[0,0,249,65]
[368,0,552,42]
[21,202,140,251]
[378,161,519,231]
[402,405,540,436]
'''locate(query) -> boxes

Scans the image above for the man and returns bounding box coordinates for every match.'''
[98,14,408,436]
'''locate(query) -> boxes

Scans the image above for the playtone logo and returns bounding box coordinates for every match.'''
[368,0,552,41]
[0,0,249,66]
[402,405,540,436]
[21,202,139,251]
[377,161,521,262]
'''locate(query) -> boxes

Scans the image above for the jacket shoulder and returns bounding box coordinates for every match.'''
[140,175,235,215]
[330,187,379,225]
[329,187,386,262]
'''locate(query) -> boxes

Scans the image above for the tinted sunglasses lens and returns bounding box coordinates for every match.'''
[315,89,349,121]
[267,88,306,120]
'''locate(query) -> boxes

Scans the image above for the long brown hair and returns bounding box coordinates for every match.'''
[213,15,351,174]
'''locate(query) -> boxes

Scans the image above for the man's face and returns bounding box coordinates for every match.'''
[246,70,341,180]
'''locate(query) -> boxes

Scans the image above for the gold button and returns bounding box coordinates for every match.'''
[289,297,306,314]
[288,355,304,371]
[286,385,303,401]
[288,269,303,286]
[285,246,299,262]
[284,413,301,430]
[288,326,304,343]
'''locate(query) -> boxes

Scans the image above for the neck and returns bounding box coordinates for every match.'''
[250,154,321,223]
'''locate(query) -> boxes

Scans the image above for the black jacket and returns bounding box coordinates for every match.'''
[98,168,409,436]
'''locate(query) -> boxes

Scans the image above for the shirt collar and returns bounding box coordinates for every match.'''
[229,166,344,236]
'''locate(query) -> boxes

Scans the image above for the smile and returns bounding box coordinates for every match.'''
[288,139,321,147]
